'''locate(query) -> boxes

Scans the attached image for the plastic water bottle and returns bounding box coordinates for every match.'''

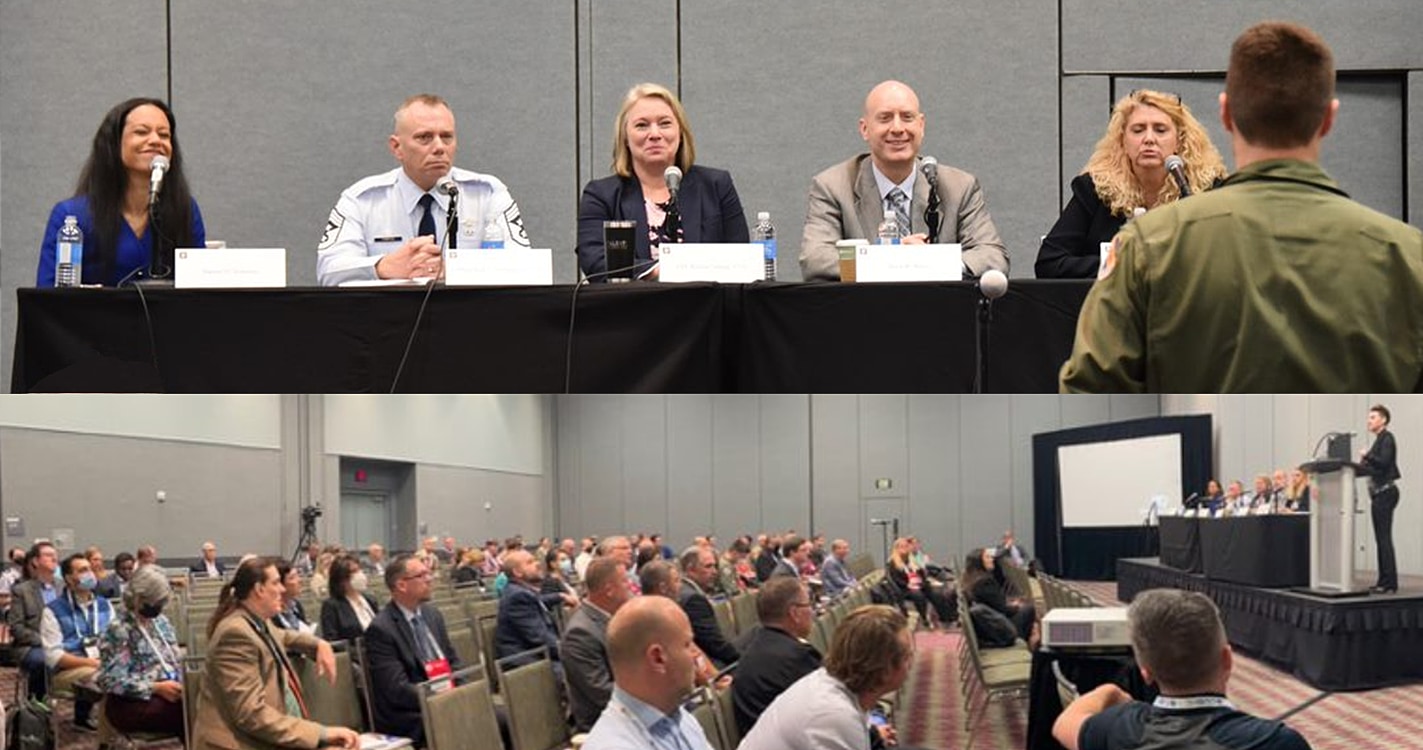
[876,210,901,245]
[753,211,777,280]
[55,215,84,287]
[479,217,504,249]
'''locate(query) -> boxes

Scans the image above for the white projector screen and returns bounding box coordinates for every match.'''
[1058,433,1183,527]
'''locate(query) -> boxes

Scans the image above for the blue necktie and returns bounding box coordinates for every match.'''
[411,614,437,662]
[417,194,437,241]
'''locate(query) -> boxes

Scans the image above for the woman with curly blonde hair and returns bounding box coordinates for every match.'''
[1037,89,1227,278]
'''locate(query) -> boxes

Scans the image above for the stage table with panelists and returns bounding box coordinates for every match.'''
[12,280,1091,393]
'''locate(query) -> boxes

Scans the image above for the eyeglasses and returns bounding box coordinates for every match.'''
[1127,89,1182,105]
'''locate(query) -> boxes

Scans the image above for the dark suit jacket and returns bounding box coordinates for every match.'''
[1361,430,1401,485]
[770,559,799,579]
[189,559,227,578]
[1036,174,1127,279]
[731,624,822,736]
[677,581,739,667]
[576,165,749,278]
[94,573,123,600]
[495,582,560,665]
[753,552,779,583]
[364,602,461,745]
[319,593,379,643]
[560,602,614,733]
[6,578,50,651]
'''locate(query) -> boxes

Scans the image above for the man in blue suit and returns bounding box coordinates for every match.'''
[496,549,573,677]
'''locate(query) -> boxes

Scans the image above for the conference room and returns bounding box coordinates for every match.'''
[0,393,1418,750]
[3,2,1420,393]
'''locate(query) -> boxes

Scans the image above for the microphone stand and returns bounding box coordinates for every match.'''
[444,189,459,251]
[663,197,682,246]
[924,185,941,244]
[973,294,994,393]
[145,192,171,280]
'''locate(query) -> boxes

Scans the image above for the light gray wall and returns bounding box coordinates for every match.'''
[5,3,1418,389]
[1161,395,1423,579]
[553,394,1161,566]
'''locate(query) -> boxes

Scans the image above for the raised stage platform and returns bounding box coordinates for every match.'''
[1117,557,1423,691]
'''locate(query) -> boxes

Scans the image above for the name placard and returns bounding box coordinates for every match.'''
[175,248,286,288]
[854,244,962,282]
[658,243,764,283]
[444,248,553,286]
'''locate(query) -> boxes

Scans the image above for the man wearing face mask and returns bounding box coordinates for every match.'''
[42,553,116,733]
[317,93,531,286]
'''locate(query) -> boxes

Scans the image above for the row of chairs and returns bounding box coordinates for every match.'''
[1037,573,1099,614]
[955,587,1032,750]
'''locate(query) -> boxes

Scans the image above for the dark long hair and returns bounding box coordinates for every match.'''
[960,548,992,595]
[208,556,277,638]
[327,554,360,599]
[74,97,195,283]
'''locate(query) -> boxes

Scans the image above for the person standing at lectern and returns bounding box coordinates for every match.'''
[1358,404,1400,594]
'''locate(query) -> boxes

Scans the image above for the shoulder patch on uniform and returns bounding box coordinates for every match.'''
[318,207,345,251]
[503,205,530,246]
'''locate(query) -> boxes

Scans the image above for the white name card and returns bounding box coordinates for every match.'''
[444,247,553,286]
[1099,242,1113,280]
[175,248,286,288]
[658,243,764,283]
[854,243,962,282]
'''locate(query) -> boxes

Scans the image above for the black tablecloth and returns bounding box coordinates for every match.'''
[14,280,1092,393]
[1026,648,1154,750]
[1199,515,1309,588]
[1158,516,1202,573]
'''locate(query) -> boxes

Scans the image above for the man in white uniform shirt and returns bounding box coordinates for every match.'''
[317,93,530,286]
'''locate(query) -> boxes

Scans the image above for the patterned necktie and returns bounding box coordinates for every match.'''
[886,187,911,236]
[417,193,437,240]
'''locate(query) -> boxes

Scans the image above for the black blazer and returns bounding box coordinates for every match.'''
[730,624,822,736]
[1035,173,1127,279]
[364,602,461,745]
[320,593,380,643]
[575,165,749,278]
[677,581,739,667]
[188,559,227,577]
[1361,430,1401,485]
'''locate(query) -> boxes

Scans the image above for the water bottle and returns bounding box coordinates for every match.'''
[480,217,504,249]
[55,215,84,287]
[876,210,901,245]
[753,211,777,280]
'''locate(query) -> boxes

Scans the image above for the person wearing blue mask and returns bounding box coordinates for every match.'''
[42,553,116,734]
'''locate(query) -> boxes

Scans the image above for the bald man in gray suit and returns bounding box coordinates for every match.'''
[799,80,1008,281]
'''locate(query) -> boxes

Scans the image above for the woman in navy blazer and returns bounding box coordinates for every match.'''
[577,82,748,279]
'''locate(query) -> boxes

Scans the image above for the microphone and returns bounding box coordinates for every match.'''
[664,166,683,201]
[919,156,939,187]
[978,269,1008,300]
[1165,155,1191,198]
[148,155,170,205]
[436,174,458,197]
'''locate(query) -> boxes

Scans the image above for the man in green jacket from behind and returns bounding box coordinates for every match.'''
[1061,21,1423,393]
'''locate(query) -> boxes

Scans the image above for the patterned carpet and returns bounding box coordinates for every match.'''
[896,580,1423,750]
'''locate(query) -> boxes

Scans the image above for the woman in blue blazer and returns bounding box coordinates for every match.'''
[38,97,205,287]
[576,83,748,280]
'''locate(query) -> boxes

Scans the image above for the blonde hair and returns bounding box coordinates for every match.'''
[1084,90,1227,218]
[611,83,696,179]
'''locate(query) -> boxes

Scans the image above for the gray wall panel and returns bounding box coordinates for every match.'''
[1009,396,1066,556]
[906,396,962,562]
[577,397,627,535]
[859,395,908,499]
[681,0,1060,279]
[666,395,714,543]
[582,0,678,190]
[1060,76,1112,202]
[712,395,763,532]
[759,395,811,534]
[958,396,1014,551]
[1109,394,1163,422]
[1063,1,1423,74]
[1061,394,1110,427]
[0,428,282,559]
[1411,73,1422,225]
[414,465,548,549]
[811,395,862,554]
[0,1,168,388]
[169,1,577,285]
[620,396,669,536]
